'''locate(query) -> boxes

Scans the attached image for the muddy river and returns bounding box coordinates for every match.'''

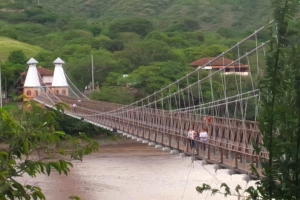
[21,142,257,200]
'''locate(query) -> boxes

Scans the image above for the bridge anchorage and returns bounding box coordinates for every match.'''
[33,22,273,179]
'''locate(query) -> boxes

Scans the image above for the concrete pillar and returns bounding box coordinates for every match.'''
[142,140,149,144]
[170,149,179,154]
[148,142,156,146]
[162,147,171,152]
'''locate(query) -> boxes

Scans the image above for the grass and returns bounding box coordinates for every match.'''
[0,36,43,62]
[2,102,19,113]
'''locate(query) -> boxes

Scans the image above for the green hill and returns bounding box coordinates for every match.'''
[39,0,271,32]
[0,36,43,62]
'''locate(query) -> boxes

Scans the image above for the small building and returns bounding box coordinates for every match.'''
[190,57,249,76]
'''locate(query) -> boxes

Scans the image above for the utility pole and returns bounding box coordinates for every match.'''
[38,0,40,6]
[5,77,7,103]
[0,64,2,108]
[91,54,94,91]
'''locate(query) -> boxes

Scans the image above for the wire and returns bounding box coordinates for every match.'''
[181,156,195,200]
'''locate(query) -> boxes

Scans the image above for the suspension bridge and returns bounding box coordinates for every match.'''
[31,22,273,178]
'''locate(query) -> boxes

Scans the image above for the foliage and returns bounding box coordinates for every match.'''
[65,51,122,89]
[114,39,179,71]
[0,0,270,104]
[90,86,135,104]
[0,101,98,199]
[183,45,229,63]
[124,61,191,94]
[7,50,27,65]
[109,18,154,37]
[2,103,18,113]
[2,50,29,95]
[24,0,270,32]
[55,111,107,137]
[165,18,200,32]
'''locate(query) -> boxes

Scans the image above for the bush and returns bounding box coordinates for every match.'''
[109,18,154,37]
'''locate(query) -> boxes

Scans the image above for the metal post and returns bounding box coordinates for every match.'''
[91,54,94,91]
[0,64,2,108]
[5,76,7,103]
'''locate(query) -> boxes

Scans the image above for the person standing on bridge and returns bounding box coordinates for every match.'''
[72,103,77,113]
[199,127,208,151]
[193,130,199,153]
[187,128,195,151]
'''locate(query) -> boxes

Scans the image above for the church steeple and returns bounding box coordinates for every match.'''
[52,57,68,87]
[23,58,41,101]
[24,58,40,87]
[51,57,68,96]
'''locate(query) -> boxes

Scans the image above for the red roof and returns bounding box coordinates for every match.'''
[21,67,53,76]
[190,57,248,68]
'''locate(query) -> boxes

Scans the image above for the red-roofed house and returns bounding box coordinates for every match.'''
[190,57,249,76]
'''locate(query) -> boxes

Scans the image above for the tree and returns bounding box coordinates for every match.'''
[0,101,98,199]
[88,24,102,36]
[90,86,134,104]
[7,50,27,65]
[109,18,154,37]
[104,72,123,86]
[114,40,177,70]
[55,111,106,137]
[66,51,122,89]
[25,7,57,24]
[35,50,57,68]
[126,61,190,94]
[184,45,229,63]
[165,18,200,32]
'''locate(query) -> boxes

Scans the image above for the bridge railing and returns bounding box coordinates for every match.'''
[34,94,268,176]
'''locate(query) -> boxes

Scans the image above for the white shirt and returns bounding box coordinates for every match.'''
[187,130,194,139]
[199,131,208,142]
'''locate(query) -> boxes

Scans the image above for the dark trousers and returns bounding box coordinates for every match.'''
[189,139,195,149]
[201,142,206,151]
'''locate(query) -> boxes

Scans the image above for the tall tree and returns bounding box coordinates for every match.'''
[258,0,300,199]
[7,50,27,65]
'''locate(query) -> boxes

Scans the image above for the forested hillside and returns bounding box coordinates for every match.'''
[0,0,271,104]
[32,0,271,31]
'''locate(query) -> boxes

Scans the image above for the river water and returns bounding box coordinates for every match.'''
[21,142,257,200]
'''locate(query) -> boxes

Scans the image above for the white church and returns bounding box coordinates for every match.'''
[22,57,69,101]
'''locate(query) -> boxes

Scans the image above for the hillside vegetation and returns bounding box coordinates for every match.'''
[37,0,271,32]
[0,36,43,61]
[0,0,271,104]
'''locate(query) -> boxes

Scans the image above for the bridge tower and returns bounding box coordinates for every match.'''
[51,57,68,96]
[23,58,41,101]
